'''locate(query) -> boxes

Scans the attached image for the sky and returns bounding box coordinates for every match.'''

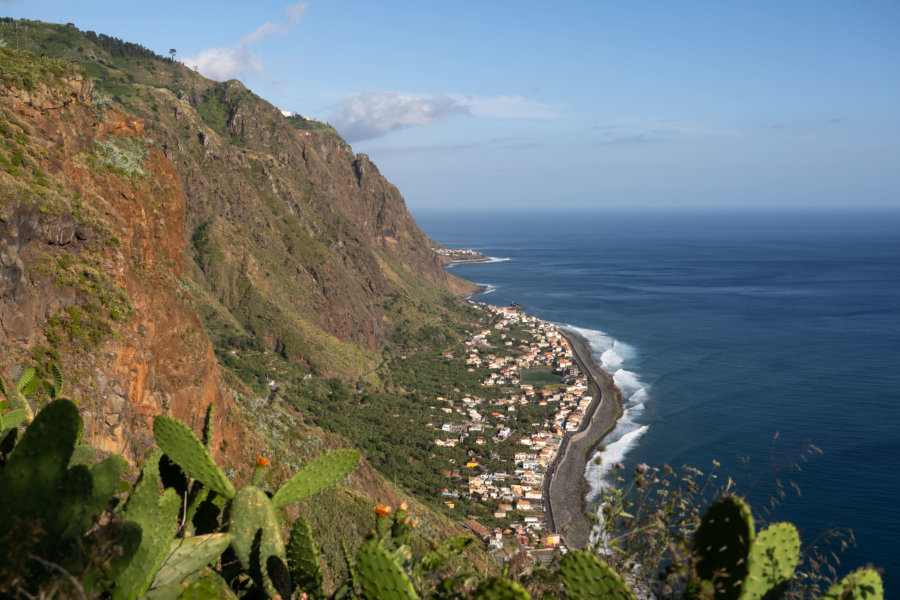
[2,1,899,212]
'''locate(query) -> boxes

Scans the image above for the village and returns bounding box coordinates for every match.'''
[432,246,490,265]
[430,303,596,565]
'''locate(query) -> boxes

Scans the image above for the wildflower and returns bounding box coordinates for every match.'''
[613,461,625,470]
[399,501,408,511]
[635,463,650,474]
[374,504,391,518]
[256,455,269,468]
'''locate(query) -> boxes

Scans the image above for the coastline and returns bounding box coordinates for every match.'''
[462,283,489,298]
[546,328,624,550]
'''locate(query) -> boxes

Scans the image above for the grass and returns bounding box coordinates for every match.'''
[520,368,562,387]
[91,136,149,178]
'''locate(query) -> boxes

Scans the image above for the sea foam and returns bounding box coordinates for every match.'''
[567,326,650,502]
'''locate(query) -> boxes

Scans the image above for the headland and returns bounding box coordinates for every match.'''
[434,246,492,265]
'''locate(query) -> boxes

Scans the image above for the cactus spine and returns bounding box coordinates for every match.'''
[271,448,359,508]
[691,495,755,600]
[153,414,236,499]
[356,540,419,600]
[741,522,800,600]
[819,568,883,600]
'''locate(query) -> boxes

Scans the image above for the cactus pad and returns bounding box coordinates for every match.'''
[271,448,359,508]
[229,485,287,598]
[742,522,799,600]
[153,415,235,499]
[114,452,182,600]
[356,540,419,600]
[820,568,883,600]
[151,533,232,588]
[559,550,636,600]
[472,577,532,599]
[288,516,326,600]
[0,399,80,539]
[692,495,755,600]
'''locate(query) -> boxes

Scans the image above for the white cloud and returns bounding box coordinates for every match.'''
[331,92,471,142]
[245,22,283,44]
[185,45,263,81]
[331,92,562,141]
[182,2,306,81]
[285,2,309,23]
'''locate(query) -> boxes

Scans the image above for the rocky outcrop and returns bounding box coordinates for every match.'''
[0,62,251,466]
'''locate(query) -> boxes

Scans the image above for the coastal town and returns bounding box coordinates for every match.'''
[430,302,604,565]
[432,246,491,265]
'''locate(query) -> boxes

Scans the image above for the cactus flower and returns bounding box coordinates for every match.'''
[256,455,269,468]
[374,504,391,518]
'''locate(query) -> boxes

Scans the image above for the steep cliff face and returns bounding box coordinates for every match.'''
[136,78,472,372]
[4,21,479,382]
[1,23,478,455]
[0,52,247,465]
[0,28,497,582]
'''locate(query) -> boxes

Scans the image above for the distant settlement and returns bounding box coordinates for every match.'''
[436,302,621,564]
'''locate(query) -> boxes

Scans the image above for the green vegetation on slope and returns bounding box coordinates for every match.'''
[0,375,884,599]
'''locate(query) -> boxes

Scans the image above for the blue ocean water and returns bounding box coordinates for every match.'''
[415,208,900,590]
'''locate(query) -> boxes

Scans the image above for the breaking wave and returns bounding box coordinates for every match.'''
[567,326,651,501]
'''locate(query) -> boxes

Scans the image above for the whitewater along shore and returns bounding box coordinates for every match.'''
[545,328,623,550]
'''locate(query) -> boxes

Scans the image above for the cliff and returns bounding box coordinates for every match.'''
[0,28,496,581]
[0,49,248,466]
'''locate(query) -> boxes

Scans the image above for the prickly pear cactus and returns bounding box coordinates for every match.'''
[153,414,236,499]
[68,443,96,467]
[472,577,532,599]
[0,407,26,443]
[741,522,800,600]
[0,399,81,541]
[229,485,288,598]
[819,568,883,600]
[151,533,232,589]
[692,495,755,600]
[356,540,419,600]
[559,550,636,600]
[271,448,359,508]
[114,451,182,600]
[288,516,326,600]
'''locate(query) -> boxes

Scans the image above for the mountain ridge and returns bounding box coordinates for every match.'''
[0,21,495,582]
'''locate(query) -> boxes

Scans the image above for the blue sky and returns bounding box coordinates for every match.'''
[2,1,899,212]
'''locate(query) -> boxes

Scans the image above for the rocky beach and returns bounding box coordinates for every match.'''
[546,329,623,550]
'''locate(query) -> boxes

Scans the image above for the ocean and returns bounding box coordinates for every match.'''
[415,208,899,591]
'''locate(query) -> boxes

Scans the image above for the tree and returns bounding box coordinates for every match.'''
[169,48,176,60]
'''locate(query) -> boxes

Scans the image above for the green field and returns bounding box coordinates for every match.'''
[519,368,562,386]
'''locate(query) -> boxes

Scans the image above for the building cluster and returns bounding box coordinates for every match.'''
[432,247,489,264]
[432,304,595,562]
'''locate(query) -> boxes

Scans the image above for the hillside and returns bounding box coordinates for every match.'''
[0,19,495,588]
